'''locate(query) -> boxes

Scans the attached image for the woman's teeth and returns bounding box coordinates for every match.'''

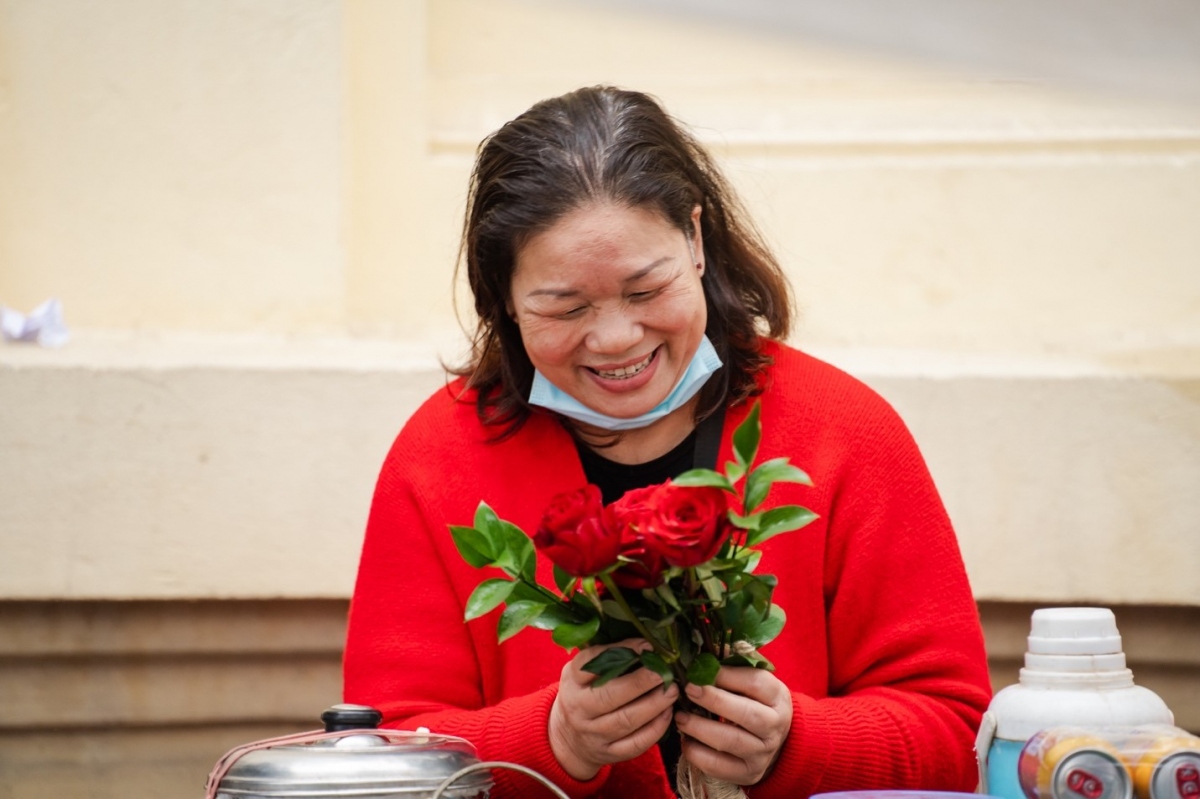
[594,351,654,379]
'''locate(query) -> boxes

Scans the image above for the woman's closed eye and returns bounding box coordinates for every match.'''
[553,305,588,319]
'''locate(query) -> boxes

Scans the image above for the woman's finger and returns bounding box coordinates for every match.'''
[683,682,771,736]
[567,667,671,719]
[604,704,676,763]
[592,680,678,739]
[712,667,790,708]
[676,707,761,755]
[678,734,760,785]
[685,668,790,736]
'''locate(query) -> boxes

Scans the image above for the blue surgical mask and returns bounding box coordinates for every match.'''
[528,335,723,431]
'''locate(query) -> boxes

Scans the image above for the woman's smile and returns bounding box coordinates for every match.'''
[589,347,658,381]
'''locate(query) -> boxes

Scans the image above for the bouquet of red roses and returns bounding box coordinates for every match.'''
[451,402,817,691]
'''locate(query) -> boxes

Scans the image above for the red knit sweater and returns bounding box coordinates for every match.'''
[343,341,991,799]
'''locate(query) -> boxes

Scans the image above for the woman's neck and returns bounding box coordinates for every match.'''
[575,397,701,465]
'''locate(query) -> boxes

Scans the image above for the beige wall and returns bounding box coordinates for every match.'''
[2,0,1198,604]
[5,0,1199,350]
[0,0,347,332]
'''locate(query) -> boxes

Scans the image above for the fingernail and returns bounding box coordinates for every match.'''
[676,711,691,725]
[685,684,702,699]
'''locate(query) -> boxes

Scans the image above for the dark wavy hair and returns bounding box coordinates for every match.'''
[454,86,792,437]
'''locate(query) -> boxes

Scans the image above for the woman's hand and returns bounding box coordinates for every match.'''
[549,639,680,781]
[675,666,794,785]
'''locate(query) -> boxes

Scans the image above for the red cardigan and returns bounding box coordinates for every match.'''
[343,341,991,799]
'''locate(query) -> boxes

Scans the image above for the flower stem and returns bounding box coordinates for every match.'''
[520,576,584,621]
[598,574,682,680]
[598,574,658,643]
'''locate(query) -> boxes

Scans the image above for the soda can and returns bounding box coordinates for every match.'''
[1019,728,1134,799]
[1129,731,1200,799]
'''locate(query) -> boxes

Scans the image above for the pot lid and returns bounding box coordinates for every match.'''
[215,705,492,798]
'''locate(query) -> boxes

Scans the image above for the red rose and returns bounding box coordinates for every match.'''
[533,485,620,577]
[605,486,668,589]
[639,482,732,568]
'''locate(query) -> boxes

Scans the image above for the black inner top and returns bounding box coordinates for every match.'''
[574,432,699,795]
[576,432,698,506]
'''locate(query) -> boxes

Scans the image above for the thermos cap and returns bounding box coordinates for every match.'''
[1028,608,1122,656]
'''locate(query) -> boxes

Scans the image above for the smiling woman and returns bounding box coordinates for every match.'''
[342,86,992,799]
[456,87,792,451]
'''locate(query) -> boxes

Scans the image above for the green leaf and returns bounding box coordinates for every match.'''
[464,578,516,621]
[600,599,632,622]
[686,652,721,686]
[640,651,675,687]
[719,595,745,633]
[651,611,681,629]
[582,646,640,687]
[749,458,813,488]
[728,511,760,531]
[553,565,576,595]
[703,557,746,576]
[449,525,495,568]
[724,460,746,485]
[654,583,681,611]
[673,469,736,494]
[746,505,819,547]
[551,616,601,650]
[734,547,763,573]
[732,402,762,471]
[723,648,775,671]
[497,600,547,643]
[474,502,502,538]
[499,520,537,581]
[528,601,582,630]
[744,604,786,647]
[744,458,812,513]
[747,573,777,613]
[700,576,726,604]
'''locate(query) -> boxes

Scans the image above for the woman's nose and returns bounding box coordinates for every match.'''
[584,309,643,354]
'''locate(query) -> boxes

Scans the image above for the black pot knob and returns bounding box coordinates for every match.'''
[320,704,383,732]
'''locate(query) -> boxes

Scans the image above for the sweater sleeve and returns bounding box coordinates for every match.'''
[749,385,992,799]
[343,447,613,799]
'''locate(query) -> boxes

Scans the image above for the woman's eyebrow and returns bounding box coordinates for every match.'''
[525,256,674,298]
[526,286,580,299]
[624,256,673,283]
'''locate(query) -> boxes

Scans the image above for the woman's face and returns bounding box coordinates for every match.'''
[510,202,708,422]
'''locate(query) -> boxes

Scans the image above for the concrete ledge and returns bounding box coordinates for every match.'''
[1,333,1197,602]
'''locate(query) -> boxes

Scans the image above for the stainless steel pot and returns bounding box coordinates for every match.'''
[209,704,494,799]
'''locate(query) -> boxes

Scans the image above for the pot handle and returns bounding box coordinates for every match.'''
[430,761,570,799]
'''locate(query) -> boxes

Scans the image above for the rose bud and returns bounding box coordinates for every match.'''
[533,484,621,577]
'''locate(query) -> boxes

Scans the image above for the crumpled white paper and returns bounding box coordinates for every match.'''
[0,298,70,347]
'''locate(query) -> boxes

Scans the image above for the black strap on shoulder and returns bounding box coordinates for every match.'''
[692,405,727,471]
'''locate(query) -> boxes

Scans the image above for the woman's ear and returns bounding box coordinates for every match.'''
[690,205,705,276]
